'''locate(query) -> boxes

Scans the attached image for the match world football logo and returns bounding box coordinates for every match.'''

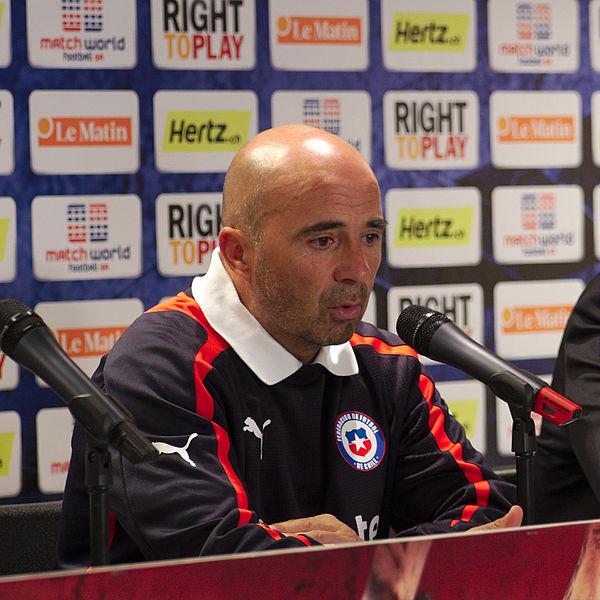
[335,412,385,471]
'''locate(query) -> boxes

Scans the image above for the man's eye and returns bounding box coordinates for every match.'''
[365,233,381,244]
[314,236,333,247]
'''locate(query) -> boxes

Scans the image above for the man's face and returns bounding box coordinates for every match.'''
[246,162,384,364]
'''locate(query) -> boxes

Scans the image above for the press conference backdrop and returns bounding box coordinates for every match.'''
[0,0,596,502]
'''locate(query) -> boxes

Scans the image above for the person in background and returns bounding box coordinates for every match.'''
[536,271,600,523]
[57,125,521,568]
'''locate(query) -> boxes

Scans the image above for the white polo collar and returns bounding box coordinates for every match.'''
[191,249,359,385]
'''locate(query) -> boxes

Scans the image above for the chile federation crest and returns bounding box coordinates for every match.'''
[335,411,385,471]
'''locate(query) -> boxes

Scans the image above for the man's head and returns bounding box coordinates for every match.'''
[219,125,384,364]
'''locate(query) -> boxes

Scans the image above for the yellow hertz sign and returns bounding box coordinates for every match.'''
[447,399,478,439]
[162,110,251,152]
[0,218,8,260]
[393,206,474,248]
[389,12,469,52]
[0,431,14,476]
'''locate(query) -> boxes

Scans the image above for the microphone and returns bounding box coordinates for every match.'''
[396,305,582,426]
[0,299,158,464]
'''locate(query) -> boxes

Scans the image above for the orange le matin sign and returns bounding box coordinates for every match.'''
[56,326,125,358]
[501,305,572,334]
[38,117,132,146]
[497,116,574,142]
[277,16,362,44]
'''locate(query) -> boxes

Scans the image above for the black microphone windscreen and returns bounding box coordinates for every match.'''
[396,305,449,354]
[0,299,45,356]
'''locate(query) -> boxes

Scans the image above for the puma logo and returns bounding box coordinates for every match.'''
[152,433,198,467]
[243,417,271,460]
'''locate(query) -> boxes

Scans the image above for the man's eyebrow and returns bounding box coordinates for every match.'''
[297,218,387,237]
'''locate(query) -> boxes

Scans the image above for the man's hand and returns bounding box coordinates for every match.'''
[269,513,363,545]
[468,505,523,532]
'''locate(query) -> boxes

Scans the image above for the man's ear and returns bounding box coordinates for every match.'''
[218,226,254,282]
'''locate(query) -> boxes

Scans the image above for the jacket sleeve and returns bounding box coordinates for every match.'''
[550,277,600,504]
[388,359,517,536]
[58,308,316,567]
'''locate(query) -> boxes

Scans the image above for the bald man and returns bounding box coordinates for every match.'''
[58,126,519,568]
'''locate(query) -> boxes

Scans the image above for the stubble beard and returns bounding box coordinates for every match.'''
[252,255,369,352]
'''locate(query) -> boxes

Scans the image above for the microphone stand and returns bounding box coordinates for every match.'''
[68,393,158,566]
[488,372,537,525]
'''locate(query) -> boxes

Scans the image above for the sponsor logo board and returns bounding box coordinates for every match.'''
[32,195,142,281]
[271,90,372,163]
[29,90,139,174]
[156,193,221,276]
[381,0,476,72]
[492,185,583,264]
[0,411,21,498]
[0,196,16,282]
[36,407,73,494]
[153,90,257,172]
[387,282,484,366]
[0,2,11,67]
[494,279,584,359]
[385,187,481,268]
[33,298,144,381]
[436,380,486,453]
[151,0,255,69]
[488,0,578,72]
[26,0,137,68]
[0,90,14,175]
[269,0,368,70]
[383,91,479,169]
[490,90,581,168]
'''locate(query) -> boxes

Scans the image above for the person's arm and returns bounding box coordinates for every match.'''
[388,362,518,536]
[62,308,318,564]
[556,281,600,504]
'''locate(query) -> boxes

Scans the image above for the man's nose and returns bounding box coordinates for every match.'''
[334,242,370,283]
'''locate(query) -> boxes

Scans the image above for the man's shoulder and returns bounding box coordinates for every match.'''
[351,322,418,359]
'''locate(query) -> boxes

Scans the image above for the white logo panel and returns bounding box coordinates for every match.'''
[32,195,142,281]
[0,411,21,498]
[151,0,256,69]
[383,91,479,170]
[153,90,258,173]
[36,407,74,494]
[156,193,221,276]
[385,187,481,268]
[0,90,14,175]
[388,283,484,366]
[381,0,476,72]
[29,90,140,174]
[26,0,137,68]
[271,90,372,163]
[494,279,584,360]
[0,2,12,67]
[492,185,583,264]
[488,0,579,72]
[269,0,369,71]
[490,91,581,168]
[34,298,144,381]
